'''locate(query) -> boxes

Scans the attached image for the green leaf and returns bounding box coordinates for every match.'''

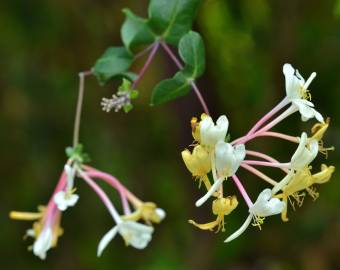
[178,31,205,78]
[151,71,191,105]
[92,47,133,85]
[148,0,201,45]
[121,9,155,51]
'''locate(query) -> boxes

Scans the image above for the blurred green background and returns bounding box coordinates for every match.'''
[1,0,340,269]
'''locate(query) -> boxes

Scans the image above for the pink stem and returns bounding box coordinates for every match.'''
[240,164,277,186]
[231,175,253,208]
[79,170,121,222]
[242,160,290,168]
[160,41,210,116]
[132,42,160,89]
[134,43,155,60]
[232,105,297,145]
[252,132,298,143]
[246,150,289,173]
[83,167,132,215]
[247,98,289,136]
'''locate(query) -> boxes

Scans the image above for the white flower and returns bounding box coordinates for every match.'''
[225,189,285,243]
[291,132,318,170]
[215,141,246,177]
[200,115,229,147]
[97,221,154,256]
[249,189,285,217]
[54,190,79,211]
[283,63,323,122]
[33,228,53,260]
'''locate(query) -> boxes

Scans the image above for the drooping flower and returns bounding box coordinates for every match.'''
[97,221,154,256]
[200,115,229,147]
[189,196,238,232]
[225,189,285,242]
[122,202,166,224]
[215,141,246,178]
[283,63,323,122]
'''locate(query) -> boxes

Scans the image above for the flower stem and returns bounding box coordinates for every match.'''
[83,166,134,215]
[132,42,160,89]
[246,150,289,173]
[242,160,291,168]
[72,71,92,148]
[247,98,289,136]
[78,169,121,222]
[231,175,253,208]
[160,41,210,115]
[240,164,277,186]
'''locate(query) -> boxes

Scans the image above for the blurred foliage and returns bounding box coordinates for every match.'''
[1,0,340,269]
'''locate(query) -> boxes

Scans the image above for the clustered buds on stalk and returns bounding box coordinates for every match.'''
[181,63,335,242]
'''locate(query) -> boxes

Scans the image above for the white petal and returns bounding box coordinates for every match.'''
[33,228,53,260]
[97,226,119,257]
[250,189,285,217]
[304,72,316,90]
[195,178,224,207]
[283,64,299,99]
[271,171,295,195]
[118,221,154,250]
[54,191,67,211]
[200,115,228,146]
[224,214,252,243]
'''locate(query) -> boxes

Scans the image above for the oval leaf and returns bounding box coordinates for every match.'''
[178,31,205,79]
[121,9,155,52]
[92,47,133,85]
[148,0,201,45]
[151,72,191,105]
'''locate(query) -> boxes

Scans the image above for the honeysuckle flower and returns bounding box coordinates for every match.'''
[225,189,285,242]
[122,202,166,224]
[181,145,212,189]
[181,145,211,177]
[200,115,229,147]
[215,141,246,177]
[10,205,64,259]
[291,132,318,170]
[275,164,335,221]
[54,190,79,211]
[283,63,323,122]
[189,196,238,232]
[97,221,154,256]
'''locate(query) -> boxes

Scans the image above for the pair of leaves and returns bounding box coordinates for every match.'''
[93,0,201,85]
[151,31,205,106]
[66,144,91,164]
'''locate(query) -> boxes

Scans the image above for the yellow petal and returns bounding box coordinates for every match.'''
[312,164,335,184]
[181,145,211,176]
[311,117,330,141]
[212,196,238,216]
[188,219,219,231]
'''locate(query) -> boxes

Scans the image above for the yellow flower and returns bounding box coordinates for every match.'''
[275,164,335,221]
[190,114,208,143]
[181,145,212,190]
[188,196,238,232]
[121,202,165,224]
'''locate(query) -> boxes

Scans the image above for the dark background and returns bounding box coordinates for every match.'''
[1,0,340,269]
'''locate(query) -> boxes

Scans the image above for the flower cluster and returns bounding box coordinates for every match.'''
[10,146,165,259]
[181,63,335,242]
